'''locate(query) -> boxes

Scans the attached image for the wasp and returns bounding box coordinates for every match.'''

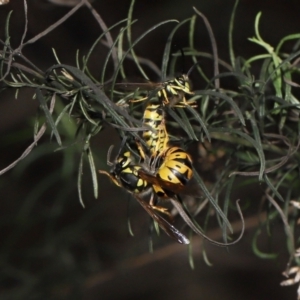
[123,73,195,107]
[142,103,169,156]
[140,104,193,197]
[155,74,194,107]
[135,148,245,247]
[138,97,193,201]
[98,140,190,245]
[99,140,245,247]
[138,146,193,199]
[134,129,245,248]
[141,98,193,196]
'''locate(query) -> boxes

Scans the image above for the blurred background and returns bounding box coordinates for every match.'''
[0,0,299,299]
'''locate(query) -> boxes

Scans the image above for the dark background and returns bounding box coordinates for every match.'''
[0,0,299,299]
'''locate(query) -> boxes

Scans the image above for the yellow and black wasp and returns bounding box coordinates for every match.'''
[142,103,169,156]
[135,147,245,247]
[156,73,194,107]
[139,95,194,197]
[136,101,245,247]
[112,54,201,112]
[98,100,195,244]
[138,145,193,199]
[99,71,244,245]
[98,138,190,245]
[117,72,195,108]
[99,138,245,247]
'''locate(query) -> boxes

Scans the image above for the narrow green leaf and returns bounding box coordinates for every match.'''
[36,89,62,146]
[161,18,190,80]
[252,227,278,259]
[46,64,143,142]
[195,90,245,126]
[103,23,133,86]
[209,127,265,171]
[264,174,284,202]
[50,102,72,140]
[77,152,85,208]
[202,248,213,266]
[192,168,232,233]
[188,234,195,270]
[228,0,239,69]
[276,33,300,54]
[84,19,127,74]
[167,108,194,140]
[246,111,265,180]
[176,107,198,140]
[4,10,13,41]
[87,146,98,199]
[126,0,150,80]
[126,196,134,237]
[111,19,179,89]
[222,175,235,243]
[186,105,210,142]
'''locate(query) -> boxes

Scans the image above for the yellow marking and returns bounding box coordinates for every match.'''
[156,146,193,186]
[143,104,169,155]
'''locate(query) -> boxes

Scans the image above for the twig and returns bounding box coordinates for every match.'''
[83,0,119,71]
[22,1,85,47]
[0,94,56,175]
[193,7,220,90]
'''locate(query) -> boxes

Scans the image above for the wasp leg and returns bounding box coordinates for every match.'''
[149,193,173,221]
[176,96,197,108]
[152,205,174,221]
[135,140,147,161]
[129,96,148,103]
[160,89,170,105]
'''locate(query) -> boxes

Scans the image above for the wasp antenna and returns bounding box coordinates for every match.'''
[115,136,128,159]
[180,48,186,74]
[107,145,114,166]
[186,61,201,77]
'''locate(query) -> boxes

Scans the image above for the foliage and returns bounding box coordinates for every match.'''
[1,0,300,298]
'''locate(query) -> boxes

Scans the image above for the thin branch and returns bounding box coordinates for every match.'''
[22,0,85,47]
[193,7,220,90]
[20,0,28,47]
[0,94,56,175]
[101,40,161,76]
[83,0,119,71]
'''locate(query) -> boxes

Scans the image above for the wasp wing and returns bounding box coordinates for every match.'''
[134,194,190,245]
[112,81,163,91]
